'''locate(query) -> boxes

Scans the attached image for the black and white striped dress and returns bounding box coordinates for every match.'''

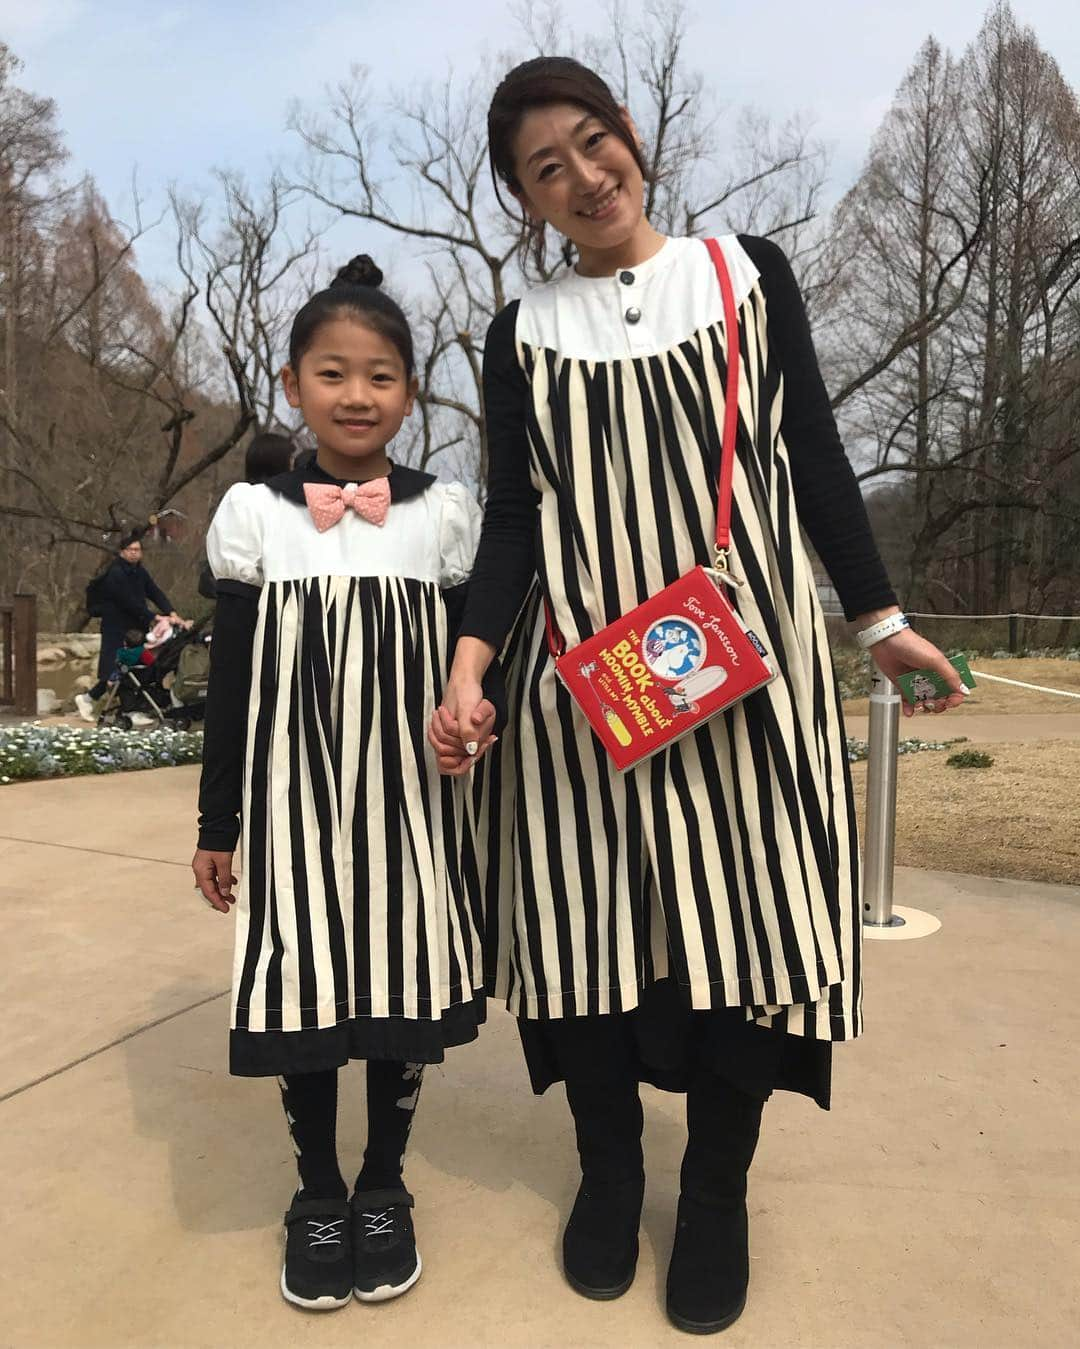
[202,464,488,1076]
[463,236,897,1088]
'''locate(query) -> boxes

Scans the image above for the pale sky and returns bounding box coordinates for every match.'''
[2,0,1077,285]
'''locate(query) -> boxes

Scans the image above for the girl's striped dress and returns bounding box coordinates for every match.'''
[203,462,487,1076]
[462,235,899,1098]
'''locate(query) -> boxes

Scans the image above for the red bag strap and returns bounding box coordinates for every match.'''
[544,238,742,656]
[704,237,740,566]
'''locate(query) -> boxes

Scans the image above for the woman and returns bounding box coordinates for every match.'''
[430,57,963,1335]
[76,531,189,722]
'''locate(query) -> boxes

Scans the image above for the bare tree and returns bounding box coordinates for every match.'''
[0,163,320,624]
[821,2,1080,616]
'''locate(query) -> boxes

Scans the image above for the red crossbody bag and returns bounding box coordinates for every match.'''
[547,239,777,772]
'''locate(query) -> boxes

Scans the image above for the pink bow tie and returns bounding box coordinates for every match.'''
[303,478,391,532]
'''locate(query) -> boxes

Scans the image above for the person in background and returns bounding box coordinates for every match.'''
[75,531,189,722]
[198,433,298,600]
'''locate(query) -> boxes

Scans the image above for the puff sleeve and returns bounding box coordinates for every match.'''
[437,482,484,588]
[206,482,265,591]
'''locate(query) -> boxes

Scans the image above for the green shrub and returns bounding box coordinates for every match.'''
[946,749,995,769]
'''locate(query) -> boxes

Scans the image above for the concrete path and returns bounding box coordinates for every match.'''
[2,766,1079,1348]
[843,711,1080,744]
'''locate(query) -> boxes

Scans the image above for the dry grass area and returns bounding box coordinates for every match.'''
[850,740,1080,886]
[842,656,1080,717]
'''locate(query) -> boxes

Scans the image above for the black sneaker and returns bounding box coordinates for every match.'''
[351,1186,422,1302]
[281,1195,353,1311]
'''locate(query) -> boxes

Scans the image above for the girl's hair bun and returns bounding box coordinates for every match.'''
[332,254,383,290]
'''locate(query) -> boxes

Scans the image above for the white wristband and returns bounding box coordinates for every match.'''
[856,613,910,649]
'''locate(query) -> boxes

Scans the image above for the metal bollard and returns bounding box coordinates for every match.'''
[862,658,904,928]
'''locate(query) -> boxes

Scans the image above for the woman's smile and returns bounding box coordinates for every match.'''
[579,184,620,220]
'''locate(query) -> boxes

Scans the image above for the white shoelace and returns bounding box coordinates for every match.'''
[362,1208,394,1238]
[306,1218,345,1248]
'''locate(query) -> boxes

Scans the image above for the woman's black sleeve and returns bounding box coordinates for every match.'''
[444,581,507,732]
[738,234,898,621]
[458,302,540,649]
[197,582,259,852]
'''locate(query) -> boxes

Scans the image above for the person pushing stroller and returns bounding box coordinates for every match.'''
[77,530,191,723]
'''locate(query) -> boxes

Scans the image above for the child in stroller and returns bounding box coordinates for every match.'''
[95,616,212,731]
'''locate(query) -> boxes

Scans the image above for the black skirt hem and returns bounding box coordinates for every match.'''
[516,978,832,1110]
[229,992,487,1077]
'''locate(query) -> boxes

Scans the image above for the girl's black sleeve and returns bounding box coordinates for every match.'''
[197,583,259,852]
[458,302,541,649]
[738,234,899,621]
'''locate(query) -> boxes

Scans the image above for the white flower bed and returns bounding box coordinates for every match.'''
[0,724,203,783]
[0,724,957,781]
[846,735,966,763]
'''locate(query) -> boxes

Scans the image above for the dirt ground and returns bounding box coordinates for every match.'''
[844,658,1080,886]
[849,739,1080,886]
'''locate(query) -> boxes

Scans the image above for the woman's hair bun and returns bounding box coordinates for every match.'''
[331,254,383,290]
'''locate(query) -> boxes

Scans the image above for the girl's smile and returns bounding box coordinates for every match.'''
[282,316,418,480]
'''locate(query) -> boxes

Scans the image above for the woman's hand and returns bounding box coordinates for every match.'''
[429,674,498,776]
[868,628,967,718]
[192,848,237,912]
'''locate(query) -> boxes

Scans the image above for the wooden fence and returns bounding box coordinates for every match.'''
[0,593,37,716]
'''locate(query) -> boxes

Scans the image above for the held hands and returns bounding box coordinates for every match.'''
[192,848,237,913]
[428,675,498,776]
[869,628,966,718]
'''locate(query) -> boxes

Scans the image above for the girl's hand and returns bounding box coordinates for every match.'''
[192,848,237,912]
[868,629,966,718]
[429,675,498,776]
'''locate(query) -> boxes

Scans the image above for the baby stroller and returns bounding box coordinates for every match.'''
[96,618,212,731]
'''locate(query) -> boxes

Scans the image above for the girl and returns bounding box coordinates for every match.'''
[192,255,496,1312]
[430,58,963,1335]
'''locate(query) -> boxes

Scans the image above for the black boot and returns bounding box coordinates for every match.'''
[666,1074,763,1334]
[563,1173,645,1299]
[560,1040,645,1299]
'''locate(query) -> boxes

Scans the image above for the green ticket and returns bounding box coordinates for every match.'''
[896,654,976,704]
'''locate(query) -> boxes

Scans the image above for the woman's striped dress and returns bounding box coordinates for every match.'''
[204,464,488,1075]
[464,235,897,1061]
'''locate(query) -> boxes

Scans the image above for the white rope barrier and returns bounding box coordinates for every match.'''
[967,667,1080,700]
[921,614,1078,621]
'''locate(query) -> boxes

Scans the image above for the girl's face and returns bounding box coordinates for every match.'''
[282,316,417,476]
[511,102,647,263]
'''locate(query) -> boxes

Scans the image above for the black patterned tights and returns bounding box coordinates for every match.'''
[278,1061,425,1201]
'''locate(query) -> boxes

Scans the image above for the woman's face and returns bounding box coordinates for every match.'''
[511,102,645,255]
